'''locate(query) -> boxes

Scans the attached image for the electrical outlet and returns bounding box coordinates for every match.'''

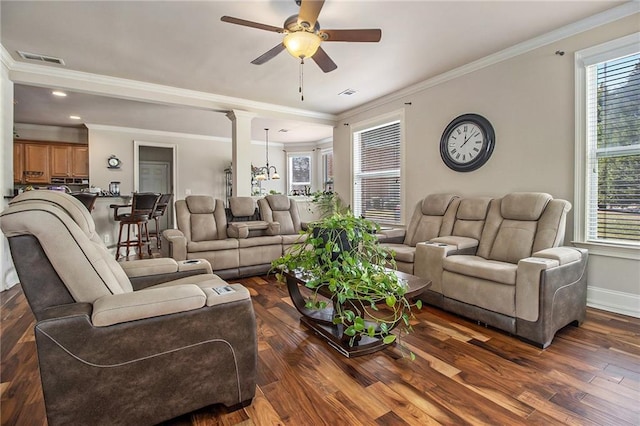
[103,234,110,244]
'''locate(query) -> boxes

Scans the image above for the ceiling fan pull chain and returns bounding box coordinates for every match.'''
[299,58,305,101]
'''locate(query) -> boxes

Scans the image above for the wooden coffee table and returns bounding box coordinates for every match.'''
[284,269,430,357]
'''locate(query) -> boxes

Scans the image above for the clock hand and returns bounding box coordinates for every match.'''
[460,131,480,148]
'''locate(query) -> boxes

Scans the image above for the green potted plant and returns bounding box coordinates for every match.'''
[272,210,422,358]
[307,190,348,219]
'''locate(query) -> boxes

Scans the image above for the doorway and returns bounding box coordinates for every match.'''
[134,141,177,231]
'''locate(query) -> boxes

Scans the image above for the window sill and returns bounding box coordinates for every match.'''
[572,241,640,260]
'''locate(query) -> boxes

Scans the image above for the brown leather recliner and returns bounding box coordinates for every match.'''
[0,191,257,426]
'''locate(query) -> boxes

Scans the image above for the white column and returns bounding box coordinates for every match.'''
[226,110,256,197]
[1,58,18,291]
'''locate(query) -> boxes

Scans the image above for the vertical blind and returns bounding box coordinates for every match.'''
[353,120,401,225]
[586,52,640,243]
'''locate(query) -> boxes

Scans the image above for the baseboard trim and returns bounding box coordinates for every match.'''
[587,286,640,318]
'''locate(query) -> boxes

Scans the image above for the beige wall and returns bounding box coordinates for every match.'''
[14,123,87,144]
[333,15,640,316]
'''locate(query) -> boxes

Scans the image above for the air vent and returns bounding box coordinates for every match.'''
[338,88,357,96]
[278,129,289,133]
[17,51,65,65]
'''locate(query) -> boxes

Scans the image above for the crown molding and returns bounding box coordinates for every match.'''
[338,1,640,121]
[2,44,337,125]
[84,122,286,146]
[84,123,230,142]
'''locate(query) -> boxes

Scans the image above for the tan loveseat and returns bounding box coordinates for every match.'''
[162,195,305,279]
[413,192,588,348]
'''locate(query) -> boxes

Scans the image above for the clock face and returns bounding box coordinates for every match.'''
[440,114,495,172]
[108,156,121,168]
[446,122,485,165]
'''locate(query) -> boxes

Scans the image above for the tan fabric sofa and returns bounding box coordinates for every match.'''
[162,195,305,279]
[0,191,257,425]
[413,192,588,348]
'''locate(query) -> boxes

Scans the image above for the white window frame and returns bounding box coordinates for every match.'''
[351,110,405,226]
[287,152,312,195]
[574,32,640,260]
[321,148,334,192]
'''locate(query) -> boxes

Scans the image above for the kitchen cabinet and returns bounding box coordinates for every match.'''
[71,146,89,177]
[13,142,24,183]
[23,143,50,184]
[50,145,89,178]
[13,141,89,184]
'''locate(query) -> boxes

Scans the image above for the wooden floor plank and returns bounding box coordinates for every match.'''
[2,276,640,426]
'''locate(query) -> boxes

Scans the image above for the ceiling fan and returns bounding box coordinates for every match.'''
[221,0,382,73]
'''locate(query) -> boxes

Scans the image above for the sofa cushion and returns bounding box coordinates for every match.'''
[443,255,517,285]
[266,194,291,211]
[488,219,537,264]
[281,233,307,246]
[188,239,239,252]
[383,244,416,263]
[229,197,256,217]
[191,215,220,241]
[501,192,551,221]
[422,193,457,216]
[238,235,282,248]
[186,195,215,214]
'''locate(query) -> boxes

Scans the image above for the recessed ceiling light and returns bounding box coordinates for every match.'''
[52,91,67,97]
[69,115,81,120]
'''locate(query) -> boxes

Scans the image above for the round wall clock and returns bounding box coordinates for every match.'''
[107,155,121,169]
[440,113,495,172]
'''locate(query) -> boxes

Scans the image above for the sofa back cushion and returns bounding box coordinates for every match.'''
[477,192,569,264]
[452,197,492,241]
[404,194,459,247]
[258,195,302,235]
[229,197,257,218]
[176,196,228,242]
[1,193,134,303]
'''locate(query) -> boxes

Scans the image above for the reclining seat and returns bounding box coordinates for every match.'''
[0,191,257,425]
[436,192,588,347]
[379,193,459,274]
[163,195,240,279]
[258,194,307,253]
[414,196,493,306]
[226,196,283,277]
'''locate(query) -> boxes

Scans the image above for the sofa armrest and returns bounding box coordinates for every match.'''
[161,229,187,260]
[266,221,281,235]
[92,285,206,326]
[414,241,473,294]
[120,258,180,277]
[377,228,406,244]
[516,247,587,322]
[430,236,479,251]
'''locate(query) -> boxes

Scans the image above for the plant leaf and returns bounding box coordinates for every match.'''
[382,335,396,344]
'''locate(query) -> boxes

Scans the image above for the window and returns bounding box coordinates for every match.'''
[322,149,334,192]
[577,33,640,247]
[288,153,311,195]
[353,117,402,225]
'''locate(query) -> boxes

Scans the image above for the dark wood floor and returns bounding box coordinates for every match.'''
[2,274,639,425]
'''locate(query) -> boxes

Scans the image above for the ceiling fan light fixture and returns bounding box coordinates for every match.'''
[283,31,321,59]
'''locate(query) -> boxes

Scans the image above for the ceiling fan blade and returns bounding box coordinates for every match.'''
[312,46,337,73]
[321,29,382,42]
[221,16,284,33]
[251,43,286,65]
[298,0,325,28]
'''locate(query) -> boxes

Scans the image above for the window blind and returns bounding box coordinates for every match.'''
[586,52,640,243]
[353,120,401,225]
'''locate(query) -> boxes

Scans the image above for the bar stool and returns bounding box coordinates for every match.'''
[114,192,160,260]
[150,193,172,249]
[70,192,98,212]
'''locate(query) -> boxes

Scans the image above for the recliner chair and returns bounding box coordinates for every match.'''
[378,193,460,274]
[0,191,257,426]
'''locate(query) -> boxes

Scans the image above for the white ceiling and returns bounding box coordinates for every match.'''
[1,0,628,143]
